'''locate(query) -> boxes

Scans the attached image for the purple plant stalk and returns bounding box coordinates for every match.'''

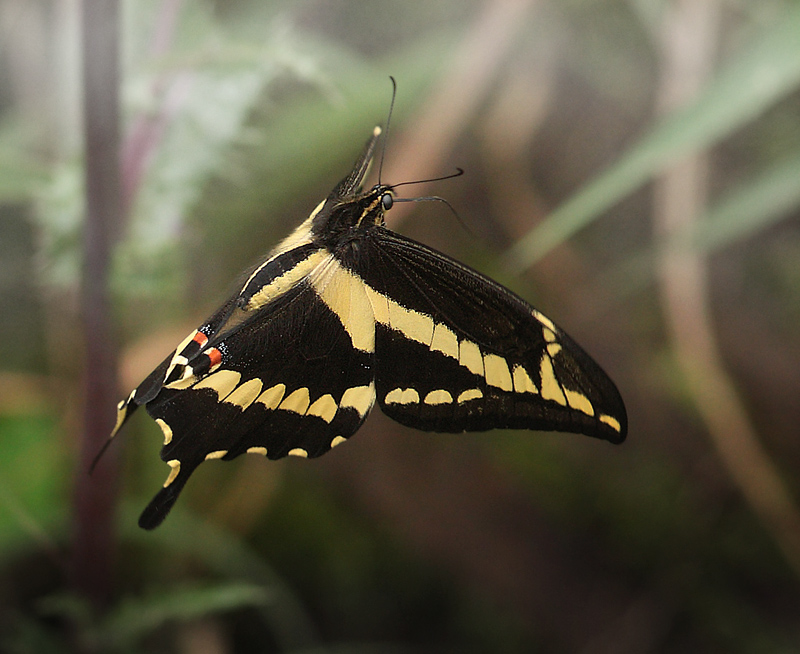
[72,0,185,608]
[72,0,122,607]
[121,0,186,215]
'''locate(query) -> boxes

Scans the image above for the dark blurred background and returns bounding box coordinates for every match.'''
[1,0,800,652]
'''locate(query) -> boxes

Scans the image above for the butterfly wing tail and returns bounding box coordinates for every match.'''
[137,457,201,530]
[88,391,141,474]
[90,352,177,474]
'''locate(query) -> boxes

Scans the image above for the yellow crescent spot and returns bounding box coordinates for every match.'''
[384,388,420,405]
[155,418,173,445]
[600,414,622,432]
[163,460,181,487]
[257,383,286,410]
[307,394,338,423]
[279,387,311,414]
[340,384,375,417]
[457,388,483,403]
[424,389,453,405]
[224,378,263,409]
[194,369,241,400]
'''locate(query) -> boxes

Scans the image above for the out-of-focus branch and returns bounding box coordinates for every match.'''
[385,0,540,229]
[72,0,122,607]
[654,0,800,576]
[120,0,187,216]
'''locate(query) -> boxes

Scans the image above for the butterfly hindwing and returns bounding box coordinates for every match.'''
[342,229,626,442]
[136,257,376,529]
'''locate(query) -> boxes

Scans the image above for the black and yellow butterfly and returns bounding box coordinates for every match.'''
[106,123,627,530]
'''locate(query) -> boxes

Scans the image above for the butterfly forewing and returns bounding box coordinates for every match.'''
[341,229,626,441]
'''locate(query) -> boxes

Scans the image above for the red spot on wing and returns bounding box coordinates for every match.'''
[207,347,222,369]
[193,332,209,347]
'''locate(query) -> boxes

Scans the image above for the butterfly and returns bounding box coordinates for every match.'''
[103,117,627,530]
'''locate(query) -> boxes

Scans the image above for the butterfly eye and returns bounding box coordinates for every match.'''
[381,193,393,211]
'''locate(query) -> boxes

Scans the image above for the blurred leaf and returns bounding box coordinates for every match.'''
[626,0,668,35]
[121,504,320,650]
[97,582,271,648]
[0,610,66,654]
[286,646,416,654]
[0,120,49,203]
[32,158,84,286]
[690,151,800,252]
[118,6,299,295]
[116,13,453,300]
[505,2,800,271]
[588,150,800,304]
[0,415,65,555]
[37,582,272,652]
[195,41,446,252]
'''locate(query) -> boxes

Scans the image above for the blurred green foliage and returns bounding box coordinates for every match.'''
[1,0,800,652]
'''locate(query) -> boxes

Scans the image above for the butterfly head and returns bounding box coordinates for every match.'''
[312,181,396,247]
[355,183,396,227]
[310,121,460,247]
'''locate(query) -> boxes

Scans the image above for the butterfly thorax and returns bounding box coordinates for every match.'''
[312,184,392,250]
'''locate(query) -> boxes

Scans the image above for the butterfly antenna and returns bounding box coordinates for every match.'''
[391,168,464,190]
[378,76,398,184]
[89,435,115,474]
[393,193,474,238]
